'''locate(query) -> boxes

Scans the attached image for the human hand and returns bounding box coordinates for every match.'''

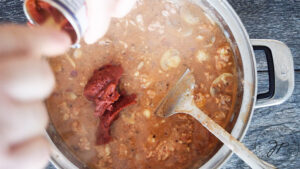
[0,25,70,169]
[84,0,137,44]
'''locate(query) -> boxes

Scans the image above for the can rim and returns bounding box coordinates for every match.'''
[23,0,82,46]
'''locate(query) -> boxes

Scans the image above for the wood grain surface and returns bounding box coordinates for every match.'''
[225,1,300,168]
[0,0,299,169]
[228,0,300,71]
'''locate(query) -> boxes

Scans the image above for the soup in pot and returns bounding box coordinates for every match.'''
[46,0,239,168]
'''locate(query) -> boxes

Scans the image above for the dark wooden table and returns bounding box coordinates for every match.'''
[0,0,299,168]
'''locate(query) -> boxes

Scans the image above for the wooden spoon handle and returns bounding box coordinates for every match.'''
[191,106,276,169]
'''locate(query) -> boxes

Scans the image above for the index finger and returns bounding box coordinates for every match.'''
[84,0,116,44]
[112,0,137,18]
[0,24,71,58]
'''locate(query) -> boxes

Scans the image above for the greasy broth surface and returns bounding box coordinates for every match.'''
[46,0,238,168]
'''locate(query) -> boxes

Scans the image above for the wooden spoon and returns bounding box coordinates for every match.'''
[155,69,276,169]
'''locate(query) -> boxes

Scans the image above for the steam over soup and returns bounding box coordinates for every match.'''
[46,0,239,168]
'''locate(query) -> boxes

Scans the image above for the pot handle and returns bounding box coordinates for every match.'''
[251,39,294,109]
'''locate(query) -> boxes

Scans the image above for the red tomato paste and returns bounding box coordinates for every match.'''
[84,65,136,145]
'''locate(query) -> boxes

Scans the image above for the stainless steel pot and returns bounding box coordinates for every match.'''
[45,0,295,168]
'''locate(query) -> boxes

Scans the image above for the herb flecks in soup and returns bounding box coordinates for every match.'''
[46,0,238,168]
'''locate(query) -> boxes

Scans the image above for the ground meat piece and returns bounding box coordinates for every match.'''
[84,64,136,145]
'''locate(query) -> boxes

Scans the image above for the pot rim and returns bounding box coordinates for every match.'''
[198,0,257,168]
[45,0,258,169]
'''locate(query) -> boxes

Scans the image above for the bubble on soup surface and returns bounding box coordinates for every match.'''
[72,120,83,133]
[98,38,112,46]
[204,36,216,47]
[143,109,151,119]
[63,113,70,121]
[73,49,82,59]
[70,111,79,119]
[180,27,193,37]
[67,92,77,100]
[136,14,144,25]
[147,90,156,99]
[140,74,153,89]
[160,49,181,71]
[180,7,200,25]
[137,61,144,70]
[105,145,111,156]
[59,102,70,120]
[217,45,231,62]
[196,35,204,40]
[78,137,90,150]
[162,10,169,17]
[195,50,209,62]
[210,73,233,96]
[148,21,165,34]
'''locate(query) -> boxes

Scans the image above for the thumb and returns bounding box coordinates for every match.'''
[84,0,115,44]
[0,57,55,101]
[112,0,137,18]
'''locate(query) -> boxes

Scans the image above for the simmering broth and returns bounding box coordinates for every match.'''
[46,0,238,168]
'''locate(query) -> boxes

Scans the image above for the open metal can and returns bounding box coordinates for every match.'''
[23,0,88,47]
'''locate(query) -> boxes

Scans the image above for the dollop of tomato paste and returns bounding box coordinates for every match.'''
[84,65,136,145]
